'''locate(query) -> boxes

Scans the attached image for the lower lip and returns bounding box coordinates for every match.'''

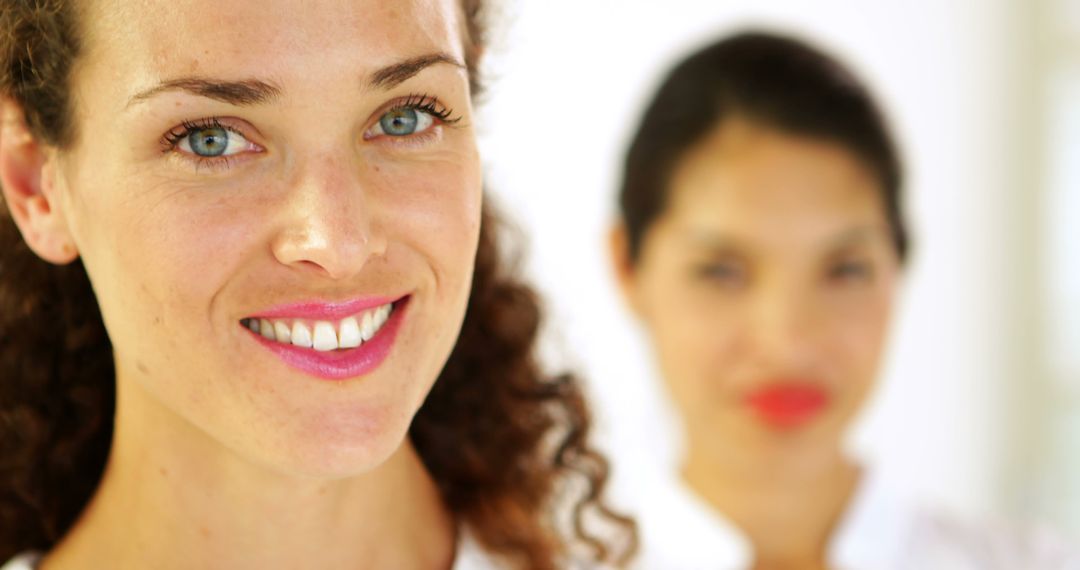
[246,297,408,381]
[745,384,829,430]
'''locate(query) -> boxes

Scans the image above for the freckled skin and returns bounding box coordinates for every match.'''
[57,0,480,477]
[31,0,476,568]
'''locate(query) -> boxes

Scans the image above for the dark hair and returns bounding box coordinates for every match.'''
[0,1,635,568]
[618,31,908,262]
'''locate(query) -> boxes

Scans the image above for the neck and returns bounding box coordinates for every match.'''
[44,376,455,570]
[682,433,860,570]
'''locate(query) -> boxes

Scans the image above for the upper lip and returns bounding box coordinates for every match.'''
[744,379,828,395]
[244,294,407,322]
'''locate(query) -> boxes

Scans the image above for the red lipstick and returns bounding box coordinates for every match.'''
[745,383,828,429]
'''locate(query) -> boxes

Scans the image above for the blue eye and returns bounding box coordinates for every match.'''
[365,94,460,140]
[381,109,416,135]
[374,107,435,137]
[174,122,255,159]
[188,126,229,157]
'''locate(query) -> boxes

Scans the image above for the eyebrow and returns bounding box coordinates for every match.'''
[127,78,283,108]
[685,226,889,252]
[368,53,465,90]
[127,52,465,108]
[827,227,891,249]
[684,231,747,255]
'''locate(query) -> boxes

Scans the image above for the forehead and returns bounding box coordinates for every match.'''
[665,119,886,243]
[78,0,465,93]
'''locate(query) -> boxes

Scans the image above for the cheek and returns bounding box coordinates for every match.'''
[131,193,250,313]
[377,153,482,295]
[367,151,481,393]
[636,264,746,408]
[73,170,257,376]
[825,291,895,388]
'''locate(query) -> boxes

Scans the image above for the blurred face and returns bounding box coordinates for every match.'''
[618,119,900,460]
[50,0,481,476]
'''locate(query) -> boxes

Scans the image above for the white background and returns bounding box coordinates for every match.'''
[476,0,1074,531]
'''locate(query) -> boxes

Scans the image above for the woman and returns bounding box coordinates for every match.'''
[609,32,1076,569]
[0,0,634,569]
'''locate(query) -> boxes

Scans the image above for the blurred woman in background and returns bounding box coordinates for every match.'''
[609,31,1077,569]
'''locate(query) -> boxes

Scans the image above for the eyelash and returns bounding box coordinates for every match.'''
[363,93,461,147]
[158,94,461,170]
[161,117,224,149]
[392,92,461,126]
[159,117,246,171]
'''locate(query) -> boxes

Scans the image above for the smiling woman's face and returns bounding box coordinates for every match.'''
[48,0,481,476]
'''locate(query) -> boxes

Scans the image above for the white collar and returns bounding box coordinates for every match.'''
[828,467,918,568]
[452,529,503,570]
[630,464,919,569]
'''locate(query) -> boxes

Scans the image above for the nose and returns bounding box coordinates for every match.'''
[749,281,820,370]
[270,153,387,280]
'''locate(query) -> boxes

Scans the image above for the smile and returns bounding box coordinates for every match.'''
[241,296,409,381]
[241,302,394,352]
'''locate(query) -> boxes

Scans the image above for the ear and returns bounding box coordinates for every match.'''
[607,222,643,317]
[0,98,78,265]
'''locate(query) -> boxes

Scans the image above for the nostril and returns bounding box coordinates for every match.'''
[297,259,325,271]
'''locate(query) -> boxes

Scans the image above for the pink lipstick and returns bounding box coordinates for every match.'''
[252,296,399,322]
[242,295,409,381]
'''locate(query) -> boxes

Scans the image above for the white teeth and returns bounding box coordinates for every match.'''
[248,302,394,351]
[291,322,313,348]
[259,319,275,340]
[339,317,362,349]
[360,311,376,341]
[273,321,292,344]
[312,321,337,352]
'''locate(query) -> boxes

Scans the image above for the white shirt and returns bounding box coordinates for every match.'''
[628,465,1080,570]
[1,531,504,570]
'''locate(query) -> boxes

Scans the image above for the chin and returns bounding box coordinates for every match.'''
[253,402,417,480]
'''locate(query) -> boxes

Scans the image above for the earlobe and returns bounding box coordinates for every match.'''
[0,98,79,265]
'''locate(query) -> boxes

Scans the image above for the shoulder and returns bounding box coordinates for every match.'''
[902,510,1080,569]
[835,469,1080,569]
[618,468,751,570]
[1,552,41,570]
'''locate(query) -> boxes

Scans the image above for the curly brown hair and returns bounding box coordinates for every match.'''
[0,1,637,568]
